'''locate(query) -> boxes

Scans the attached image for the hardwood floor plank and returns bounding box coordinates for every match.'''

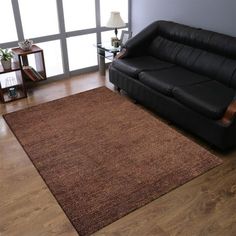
[94,159,236,236]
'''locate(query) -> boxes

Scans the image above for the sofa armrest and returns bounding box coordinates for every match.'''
[221,100,236,124]
[122,21,161,58]
[115,48,127,60]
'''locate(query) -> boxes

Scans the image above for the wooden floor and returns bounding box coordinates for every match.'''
[1,71,236,236]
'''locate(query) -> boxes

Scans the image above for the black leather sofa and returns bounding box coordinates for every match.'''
[109,20,236,150]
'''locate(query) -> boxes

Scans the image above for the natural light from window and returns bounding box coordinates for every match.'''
[0,0,130,77]
[18,0,59,38]
[67,34,97,71]
[37,41,64,77]
[63,0,96,32]
[0,0,18,43]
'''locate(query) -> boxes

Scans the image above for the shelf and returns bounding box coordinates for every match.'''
[0,62,21,74]
[1,44,46,103]
[0,67,27,103]
[11,45,43,56]
[23,66,46,82]
[2,89,27,103]
[0,76,22,89]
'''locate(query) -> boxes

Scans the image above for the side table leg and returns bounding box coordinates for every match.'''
[98,49,106,76]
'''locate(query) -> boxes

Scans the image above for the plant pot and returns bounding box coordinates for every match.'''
[1,59,12,70]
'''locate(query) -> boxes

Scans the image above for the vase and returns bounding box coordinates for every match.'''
[1,59,12,70]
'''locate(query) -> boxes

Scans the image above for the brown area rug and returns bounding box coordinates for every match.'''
[3,87,222,236]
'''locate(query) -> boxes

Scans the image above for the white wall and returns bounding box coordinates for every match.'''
[131,0,236,36]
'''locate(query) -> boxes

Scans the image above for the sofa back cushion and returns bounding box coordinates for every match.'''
[148,21,236,88]
[155,21,236,58]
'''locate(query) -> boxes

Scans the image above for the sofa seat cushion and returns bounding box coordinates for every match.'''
[112,56,174,78]
[173,81,235,120]
[139,67,211,96]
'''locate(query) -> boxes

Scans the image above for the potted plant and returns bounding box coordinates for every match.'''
[0,48,13,70]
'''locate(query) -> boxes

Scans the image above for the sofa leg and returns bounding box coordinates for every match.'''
[114,86,121,92]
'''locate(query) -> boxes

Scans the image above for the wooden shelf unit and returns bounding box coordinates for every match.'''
[12,45,47,83]
[0,62,27,103]
[0,45,47,103]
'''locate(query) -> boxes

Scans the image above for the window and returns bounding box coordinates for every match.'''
[63,0,96,32]
[0,0,18,43]
[18,0,59,38]
[0,72,19,88]
[67,34,97,71]
[37,41,64,77]
[0,0,130,78]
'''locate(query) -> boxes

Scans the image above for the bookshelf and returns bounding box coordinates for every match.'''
[0,45,47,103]
[0,62,27,103]
[12,45,47,83]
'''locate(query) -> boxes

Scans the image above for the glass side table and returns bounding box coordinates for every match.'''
[96,42,121,76]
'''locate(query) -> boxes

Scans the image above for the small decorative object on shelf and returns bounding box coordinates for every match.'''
[18,39,33,51]
[113,40,120,48]
[111,37,120,47]
[12,45,47,82]
[120,30,132,47]
[0,48,13,70]
[6,77,19,98]
[8,87,17,98]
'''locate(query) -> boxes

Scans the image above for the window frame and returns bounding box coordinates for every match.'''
[0,0,131,79]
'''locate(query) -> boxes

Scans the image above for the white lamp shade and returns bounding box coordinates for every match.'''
[106,11,126,28]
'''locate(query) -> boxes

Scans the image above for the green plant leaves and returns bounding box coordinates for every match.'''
[0,48,13,61]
